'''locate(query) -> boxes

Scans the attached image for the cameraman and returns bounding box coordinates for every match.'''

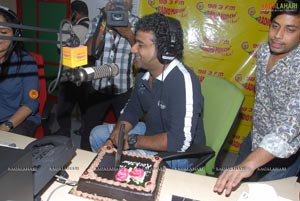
[82,0,138,150]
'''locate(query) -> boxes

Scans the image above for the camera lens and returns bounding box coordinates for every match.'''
[111,13,124,21]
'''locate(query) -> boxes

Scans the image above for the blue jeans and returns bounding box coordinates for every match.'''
[90,122,194,170]
[236,134,300,181]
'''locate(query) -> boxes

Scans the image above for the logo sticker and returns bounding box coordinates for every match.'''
[29,89,39,99]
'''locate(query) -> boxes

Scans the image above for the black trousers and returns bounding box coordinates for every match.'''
[55,81,88,137]
[80,86,132,151]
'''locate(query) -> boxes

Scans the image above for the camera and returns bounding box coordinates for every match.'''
[106,0,129,27]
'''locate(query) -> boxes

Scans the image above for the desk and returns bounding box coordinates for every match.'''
[1,131,299,201]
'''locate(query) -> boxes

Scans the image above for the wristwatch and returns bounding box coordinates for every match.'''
[4,121,14,131]
[127,134,138,150]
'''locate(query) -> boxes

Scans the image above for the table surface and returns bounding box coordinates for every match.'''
[1,131,299,201]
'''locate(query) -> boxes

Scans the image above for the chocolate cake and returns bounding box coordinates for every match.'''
[71,145,165,201]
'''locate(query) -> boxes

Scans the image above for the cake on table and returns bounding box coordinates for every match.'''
[71,145,165,201]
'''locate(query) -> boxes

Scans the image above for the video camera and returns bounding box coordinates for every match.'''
[106,0,129,27]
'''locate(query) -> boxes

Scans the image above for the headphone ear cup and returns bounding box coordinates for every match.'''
[157,45,169,64]
[9,11,21,37]
[14,28,21,37]
[158,17,177,64]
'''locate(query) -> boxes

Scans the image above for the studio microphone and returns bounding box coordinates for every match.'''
[60,63,119,83]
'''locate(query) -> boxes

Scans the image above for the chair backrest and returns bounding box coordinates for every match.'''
[29,52,46,138]
[201,75,244,175]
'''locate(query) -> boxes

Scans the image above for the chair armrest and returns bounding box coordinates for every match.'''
[157,145,214,160]
[156,145,215,172]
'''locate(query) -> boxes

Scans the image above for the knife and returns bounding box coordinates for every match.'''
[115,124,125,170]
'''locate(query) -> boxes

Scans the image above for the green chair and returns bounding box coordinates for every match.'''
[197,75,244,175]
[158,75,244,176]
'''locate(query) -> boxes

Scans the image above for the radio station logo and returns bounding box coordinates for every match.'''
[197,2,239,23]
[148,0,187,16]
[248,7,270,26]
[235,73,256,93]
[199,36,233,56]
[241,41,260,58]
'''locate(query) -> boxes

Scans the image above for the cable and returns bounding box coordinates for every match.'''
[47,19,73,94]
[54,175,78,186]
[46,174,78,201]
[46,184,66,201]
[159,64,166,131]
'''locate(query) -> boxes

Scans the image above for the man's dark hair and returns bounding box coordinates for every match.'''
[71,0,89,16]
[271,0,300,22]
[135,13,184,61]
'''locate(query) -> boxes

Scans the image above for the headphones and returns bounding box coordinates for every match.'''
[0,5,21,37]
[157,17,178,64]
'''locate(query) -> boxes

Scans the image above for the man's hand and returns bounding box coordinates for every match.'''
[123,134,130,150]
[104,1,114,13]
[213,165,254,196]
[102,1,135,45]
[0,123,10,132]
[111,133,130,150]
[114,25,131,37]
[213,148,274,196]
[113,25,135,45]
[106,127,130,151]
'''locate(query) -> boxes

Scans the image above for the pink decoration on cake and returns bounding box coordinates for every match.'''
[115,167,145,184]
[115,167,129,182]
[129,168,145,178]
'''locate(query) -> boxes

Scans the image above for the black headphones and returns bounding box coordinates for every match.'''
[157,17,178,64]
[0,5,21,37]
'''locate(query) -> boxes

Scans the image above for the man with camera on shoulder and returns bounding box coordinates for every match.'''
[81,0,138,151]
